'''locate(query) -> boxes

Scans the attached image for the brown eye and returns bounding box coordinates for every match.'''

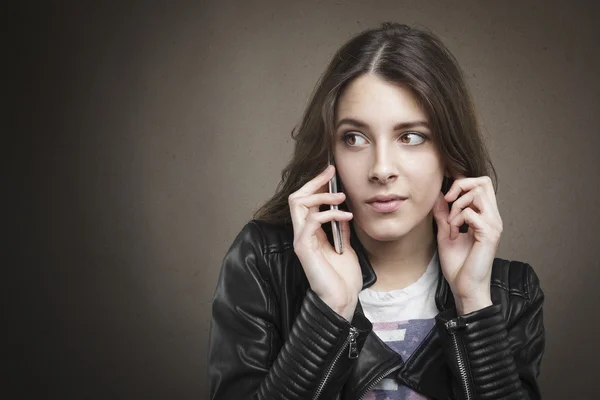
[400,132,426,145]
[342,133,367,146]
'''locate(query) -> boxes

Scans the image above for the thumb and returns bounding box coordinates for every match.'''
[432,191,450,235]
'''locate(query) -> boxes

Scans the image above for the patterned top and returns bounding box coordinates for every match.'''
[358,249,440,400]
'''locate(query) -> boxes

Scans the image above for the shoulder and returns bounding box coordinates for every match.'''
[248,219,295,254]
[218,220,297,295]
[223,219,296,276]
[232,219,295,254]
[221,220,305,302]
[490,257,543,303]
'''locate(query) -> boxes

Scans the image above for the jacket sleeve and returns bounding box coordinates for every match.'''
[435,263,545,399]
[208,221,372,399]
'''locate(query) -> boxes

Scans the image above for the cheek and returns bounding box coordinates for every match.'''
[407,158,444,198]
[335,164,361,208]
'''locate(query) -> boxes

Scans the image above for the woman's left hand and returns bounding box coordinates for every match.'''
[432,175,503,315]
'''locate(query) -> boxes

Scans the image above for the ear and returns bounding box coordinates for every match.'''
[441,175,451,195]
[432,192,450,237]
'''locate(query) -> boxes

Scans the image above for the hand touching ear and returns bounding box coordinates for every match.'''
[432,175,503,315]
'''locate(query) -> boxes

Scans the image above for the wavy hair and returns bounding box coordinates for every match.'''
[253,22,497,225]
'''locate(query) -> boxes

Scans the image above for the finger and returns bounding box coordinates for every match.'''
[444,176,496,208]
[291,192,346,211]
[432,191,451,237]
[448,207,487,240]
[299,209,353,244]
[443,176,479,201]
[446,186,489,223]
[289,192,346,235]
[292,165,336,198]
[305,208,353,227]
[289,182,342,233]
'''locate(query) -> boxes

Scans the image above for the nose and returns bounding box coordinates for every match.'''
[368,144,399,184]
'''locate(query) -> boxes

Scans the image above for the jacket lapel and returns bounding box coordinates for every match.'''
[345,224,455,399]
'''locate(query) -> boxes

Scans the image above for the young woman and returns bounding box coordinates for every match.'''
[208,22,545,400]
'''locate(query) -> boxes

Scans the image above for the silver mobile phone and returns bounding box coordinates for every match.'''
[328,152,343,254]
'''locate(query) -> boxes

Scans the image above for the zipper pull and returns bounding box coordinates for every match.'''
[348,327,359,359]
[445,317,467,333]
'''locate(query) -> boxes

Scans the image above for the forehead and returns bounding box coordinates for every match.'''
[335,74,428,124]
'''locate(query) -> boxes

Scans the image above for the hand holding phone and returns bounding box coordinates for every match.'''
[328,152,344,254]
[287,160,360,321]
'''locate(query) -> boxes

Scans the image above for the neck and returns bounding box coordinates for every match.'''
[354,213,437,291]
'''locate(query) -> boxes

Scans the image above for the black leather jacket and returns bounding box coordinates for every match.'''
[208,220,545,399]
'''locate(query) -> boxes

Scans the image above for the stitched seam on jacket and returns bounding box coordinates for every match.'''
[490,282,528,299]
[250,220,276,370]
[403,324,436,370]
[524,262,532,302]
[251,221,294,255]
[262,243,294,255]
[490,260,528,298]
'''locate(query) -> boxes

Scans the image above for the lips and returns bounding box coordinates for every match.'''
[366,194,407,213]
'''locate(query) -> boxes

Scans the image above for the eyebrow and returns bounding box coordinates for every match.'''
[335,117,430,131]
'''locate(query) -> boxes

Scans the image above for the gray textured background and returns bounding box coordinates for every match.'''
[9,0,600,398]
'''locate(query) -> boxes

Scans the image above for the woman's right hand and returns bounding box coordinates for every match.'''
[288,165,363,321]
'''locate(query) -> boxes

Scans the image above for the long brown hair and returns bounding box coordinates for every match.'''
[253,22,497,225]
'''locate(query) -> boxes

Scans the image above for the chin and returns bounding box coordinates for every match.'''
[356,216,413,242]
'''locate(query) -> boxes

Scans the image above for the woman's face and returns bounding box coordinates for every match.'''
[333,73,446,242]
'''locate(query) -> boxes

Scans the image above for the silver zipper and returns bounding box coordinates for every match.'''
[312,326,359,400]
[445,318,472,400]
[358,364,402,399]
